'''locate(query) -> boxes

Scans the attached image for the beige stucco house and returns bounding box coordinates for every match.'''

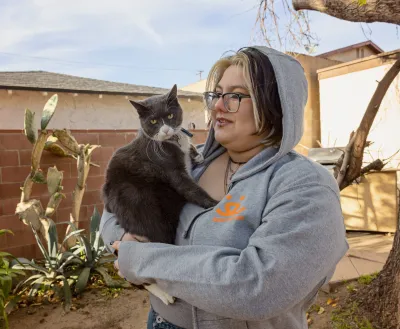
[317,49,400,169]
[0,71,207,131]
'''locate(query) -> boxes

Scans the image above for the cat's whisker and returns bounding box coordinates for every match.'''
[146,139,155,163]
[157,142,169,157]
[153,141,163,160]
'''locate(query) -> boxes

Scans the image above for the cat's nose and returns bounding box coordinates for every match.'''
[161,126,170,133]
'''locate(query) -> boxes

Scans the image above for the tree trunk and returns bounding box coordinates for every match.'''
[335,57,400,190]
[332,59,400,328]
[292,0,400,24]
[353,207,400,329]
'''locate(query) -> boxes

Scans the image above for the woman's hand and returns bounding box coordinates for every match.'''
[111,241,124,279]
[111,233,149,280]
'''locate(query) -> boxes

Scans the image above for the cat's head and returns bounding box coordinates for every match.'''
[129,84,183,142]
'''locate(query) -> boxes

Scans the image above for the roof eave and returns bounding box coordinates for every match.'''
[0,86,203,99]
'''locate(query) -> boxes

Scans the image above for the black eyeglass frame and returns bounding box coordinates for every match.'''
[203,91,251,113]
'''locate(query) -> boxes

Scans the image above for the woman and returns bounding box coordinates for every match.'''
[100,46,348,329]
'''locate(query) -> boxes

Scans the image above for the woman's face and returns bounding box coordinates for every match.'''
[211,65,265,152]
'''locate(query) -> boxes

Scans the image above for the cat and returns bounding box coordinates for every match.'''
[102,84,218,305]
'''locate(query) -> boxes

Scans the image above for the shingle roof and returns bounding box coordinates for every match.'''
[0,70,202,98]
[316,41,384,58]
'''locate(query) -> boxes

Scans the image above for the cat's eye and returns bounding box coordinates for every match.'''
[167,114,174,119]
[150,119,157,124]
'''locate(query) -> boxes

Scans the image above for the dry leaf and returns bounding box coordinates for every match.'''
[326,298,334,305]
[318,307,325,314]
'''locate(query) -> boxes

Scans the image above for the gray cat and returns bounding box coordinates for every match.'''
[102,84,217,304]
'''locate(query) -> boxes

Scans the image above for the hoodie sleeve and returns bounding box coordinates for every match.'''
[99,210,126,255]
[117,183,349,321]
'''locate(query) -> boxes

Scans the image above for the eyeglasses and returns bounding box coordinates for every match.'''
[203,91,251,113]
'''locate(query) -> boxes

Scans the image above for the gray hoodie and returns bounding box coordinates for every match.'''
[100,46,349,329]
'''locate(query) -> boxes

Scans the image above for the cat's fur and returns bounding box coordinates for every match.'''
[101,85,218,304]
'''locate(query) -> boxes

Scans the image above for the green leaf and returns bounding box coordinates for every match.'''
[61,278,72,312]
[24,108,38,144]
[28,276,44,299]
[32,170,47,184]
[40,94,58,130]
[47,218,58,261]
[1,276,12,298]
[47,135,58,143]
[94,267,130,288]
[75,267,91,294]
[12,274,42,294]
[72,246,86,256]
[52,129,81,154]
[0,230,13,236]
[5,295,21,314]
[0,252,12,258]
[12,263,48,274]
[61,229,85,247]
[80,236,93,264]
[90,206,101,245]
[58,255,84,271]
[29,224,52,268]
[358,0,367,5]
[47,166,63,195]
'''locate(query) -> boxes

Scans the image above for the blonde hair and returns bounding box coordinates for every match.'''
[204,48,282,146]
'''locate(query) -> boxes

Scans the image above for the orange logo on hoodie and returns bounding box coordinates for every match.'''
[213,195,246,222]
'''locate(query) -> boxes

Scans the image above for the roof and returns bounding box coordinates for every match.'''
[181,79,206,93]
[317,48,400,78]
[0,71,202,98]
[316,41,384,59]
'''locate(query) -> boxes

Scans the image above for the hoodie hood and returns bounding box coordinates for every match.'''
[199,46,308,182]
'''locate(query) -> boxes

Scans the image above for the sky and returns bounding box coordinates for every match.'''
[0,0,398,89]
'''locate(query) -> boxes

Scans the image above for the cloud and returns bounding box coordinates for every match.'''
[0,0,397,89]
[0,0,257,85]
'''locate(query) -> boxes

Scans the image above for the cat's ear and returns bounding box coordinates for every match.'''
[166,84,178,100]
[129,100,148,117]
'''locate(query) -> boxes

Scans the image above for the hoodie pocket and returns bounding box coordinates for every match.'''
[176,203,211,240]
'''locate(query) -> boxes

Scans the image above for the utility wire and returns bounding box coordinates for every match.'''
[0,51,200,73]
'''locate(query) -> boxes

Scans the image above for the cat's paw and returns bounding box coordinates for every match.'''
[160,292,176,305]
[145,284,176,305]
[203,198,219,209]
[193,153,204,164]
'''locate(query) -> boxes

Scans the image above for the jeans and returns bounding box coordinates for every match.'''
[147,308,186,329]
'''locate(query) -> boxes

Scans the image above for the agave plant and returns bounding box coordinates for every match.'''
[12,208,127,312]
[67,207,129,295]
[0,230,25,329]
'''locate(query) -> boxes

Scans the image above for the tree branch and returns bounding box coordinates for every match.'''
[360,159,385,176]
[345,58,400,186]
[292,0,400,24]
[336,132,356,189]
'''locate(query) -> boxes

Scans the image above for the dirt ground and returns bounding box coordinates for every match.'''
[6,281,362,329]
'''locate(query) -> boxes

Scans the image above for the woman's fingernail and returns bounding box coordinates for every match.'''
[109,241,114,245]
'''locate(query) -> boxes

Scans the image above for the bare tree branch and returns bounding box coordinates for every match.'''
[344,57,400,188]
[257,0,319,52]
[360,159,386,176]
[336,132,356,188]
[292,0,400,24]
